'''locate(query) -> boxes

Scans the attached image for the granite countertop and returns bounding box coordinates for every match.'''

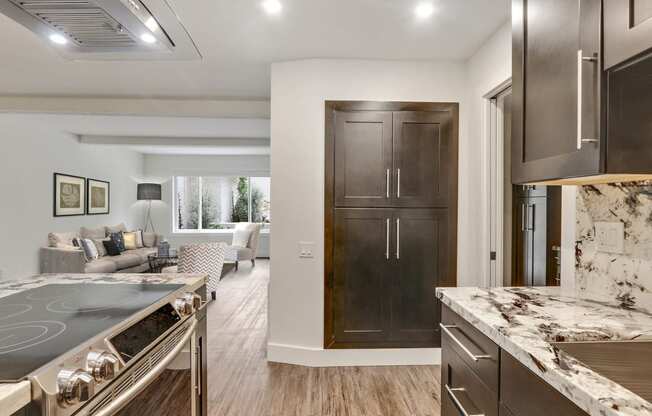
[437,286,652,416]
[0,273,207,414]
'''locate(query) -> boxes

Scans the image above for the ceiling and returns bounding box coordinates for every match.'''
[0,0,510,98]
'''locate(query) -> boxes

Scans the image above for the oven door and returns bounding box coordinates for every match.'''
[84,319,200,416]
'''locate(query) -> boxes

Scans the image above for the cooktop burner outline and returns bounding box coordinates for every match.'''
[0,283,184,382]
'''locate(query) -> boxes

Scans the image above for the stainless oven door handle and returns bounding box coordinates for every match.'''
[92,319,198,416]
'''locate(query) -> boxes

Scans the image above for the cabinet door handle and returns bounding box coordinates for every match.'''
[386,169,390,198]
[577,49,599,149]
[528,203,535,232]
[385,218,390,260]
[396,218,400,260]
[440,324,492,361]
[397,168,401,198]
[445,385,485,416]
[521,203,526,232]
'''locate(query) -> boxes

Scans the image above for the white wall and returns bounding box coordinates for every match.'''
[0,114,144,279]
[465,22,512,287]
[143,154,271,256]
[269,59,470,365]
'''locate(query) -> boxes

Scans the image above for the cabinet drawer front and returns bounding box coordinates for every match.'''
[442,306,499,392]
[500,351,588,416]
[442,340,498,416]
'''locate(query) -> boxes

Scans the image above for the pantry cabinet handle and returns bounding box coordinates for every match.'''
[386,169,390,198]
[445,385,485,416]
[397,168,401,198]
[440,324,492,362]
[577,49,599,150]
[385,218,390,260]
[396,218,400,260]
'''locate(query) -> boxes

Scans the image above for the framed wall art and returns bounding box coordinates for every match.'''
[53,173,86,217]
[87,178,110,215]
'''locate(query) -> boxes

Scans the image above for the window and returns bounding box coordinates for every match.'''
[174,176,270,232]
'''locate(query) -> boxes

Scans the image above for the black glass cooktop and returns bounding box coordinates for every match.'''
[0,283,183,382]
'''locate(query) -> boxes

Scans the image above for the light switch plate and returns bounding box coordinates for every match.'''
[595,222,624,254]
[298,241,315,258]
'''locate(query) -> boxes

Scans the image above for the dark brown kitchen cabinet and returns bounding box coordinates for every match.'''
[512,0,601,184]
[441,305,589,416]
[390,209,448,344]
[500,352,588,416]
[334,111,393,207]
[392,111,452,207]
[512,0,652,185]
[604,0,652,69]
[333,208,393,344]
[332,208,446,348]
[325,101,458,349]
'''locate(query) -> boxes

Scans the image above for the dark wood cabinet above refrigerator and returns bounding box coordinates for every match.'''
[512,0,652,185]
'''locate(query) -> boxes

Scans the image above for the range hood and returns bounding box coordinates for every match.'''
[0,0,201,60]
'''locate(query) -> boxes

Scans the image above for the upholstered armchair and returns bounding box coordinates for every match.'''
[226,223,262,270]
[163,242,226,300]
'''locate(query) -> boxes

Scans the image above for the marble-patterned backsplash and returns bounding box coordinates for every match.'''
[576,181,652,312]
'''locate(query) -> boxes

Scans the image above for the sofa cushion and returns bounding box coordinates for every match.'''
[105,223,127,235]
[109,232,126,252]
[84,258,118,273]
[80,226,105,239]
[111,252,143,270]
[48,231,80,248]
[92,238,109,257]
[122,232,138,250]
[103,240,121,256]
[130,247,157,263]
[80,239,99,261]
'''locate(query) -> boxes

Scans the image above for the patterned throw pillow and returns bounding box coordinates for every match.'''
[110,232,126,252]
[92,239,109,257]
[103,240,121,256]
[122,232,138,250]
[80,239,99,261]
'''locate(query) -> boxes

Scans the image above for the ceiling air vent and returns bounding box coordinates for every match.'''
[0,0,201,60]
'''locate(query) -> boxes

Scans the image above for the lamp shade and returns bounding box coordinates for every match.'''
[137,183,162,201]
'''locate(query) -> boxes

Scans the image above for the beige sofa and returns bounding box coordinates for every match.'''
[40,224,162,274]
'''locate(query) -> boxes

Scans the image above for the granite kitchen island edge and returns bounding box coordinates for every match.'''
[437,286,652,416]
[0,272,208,416]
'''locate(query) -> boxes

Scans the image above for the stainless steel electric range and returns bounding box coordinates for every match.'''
[0,283,207,416]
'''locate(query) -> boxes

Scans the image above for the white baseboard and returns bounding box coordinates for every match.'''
[267,342,441,367]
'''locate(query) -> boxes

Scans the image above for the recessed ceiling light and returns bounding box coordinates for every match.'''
[145,16,159,32]
[414,2,435,19]
[49,33,67,45]
[262,0,282,15]
[140,33,157,44]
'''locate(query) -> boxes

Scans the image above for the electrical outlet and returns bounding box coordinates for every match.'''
[595,222,624,254]
[298,242,315,258]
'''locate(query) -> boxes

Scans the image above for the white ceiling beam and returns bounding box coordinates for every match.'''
[78,135,270,147]
[0,96,270,119]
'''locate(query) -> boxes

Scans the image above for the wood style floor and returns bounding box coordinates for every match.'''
[205,260,442,416]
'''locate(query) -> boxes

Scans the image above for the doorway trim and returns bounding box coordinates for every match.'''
[483,79,512,288]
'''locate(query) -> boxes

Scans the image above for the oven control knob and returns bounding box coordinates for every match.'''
[174,293,202,316]
[87,351,119,382]
[57,369,95,407]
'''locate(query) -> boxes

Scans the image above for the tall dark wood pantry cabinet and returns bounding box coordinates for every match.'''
[325,101,458,349]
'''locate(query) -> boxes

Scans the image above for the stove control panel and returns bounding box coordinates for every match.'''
[57,368,95,407]
[87,351,119,382]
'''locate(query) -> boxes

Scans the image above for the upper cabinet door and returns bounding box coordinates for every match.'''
[512,0,601,184]
[334,111,393,207]
[605,0,652,69]
[392,111,452,206]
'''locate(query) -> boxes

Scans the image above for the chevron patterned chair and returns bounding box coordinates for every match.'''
[162,242,226,300]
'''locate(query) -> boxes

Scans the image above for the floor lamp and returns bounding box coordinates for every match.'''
[137,183,162,233]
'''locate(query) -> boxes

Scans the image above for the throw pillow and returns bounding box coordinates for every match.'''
[80,226,105,240]
[80,239,99,261]
[110,232,126,252]
[105,223,127,236]
[122,232,138,250]
[92,238,109,257]
[48,231,80,248]
[232,225,253,247]
[103,240,121,256]
[134,229,144,248]
[142,232,157,248]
